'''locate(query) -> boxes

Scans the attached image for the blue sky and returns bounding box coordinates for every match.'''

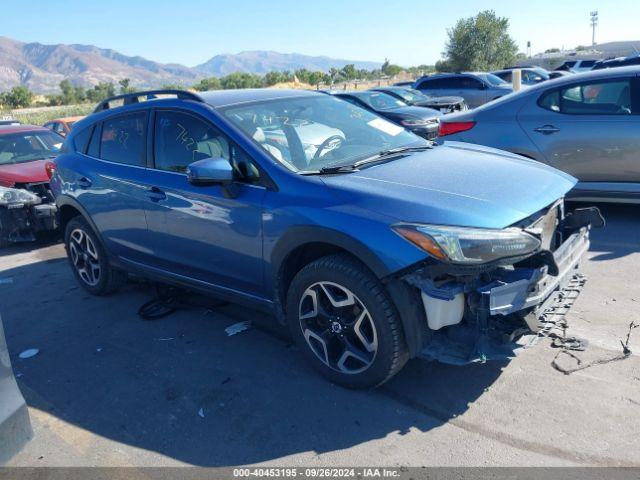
[3,0,640,67]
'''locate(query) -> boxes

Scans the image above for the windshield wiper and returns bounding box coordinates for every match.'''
[303,144,434,175]
[352,144,434,168]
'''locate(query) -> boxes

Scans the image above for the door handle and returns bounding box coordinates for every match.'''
[77,177,92,188]
[146,186,167,202]
[533,125,560,135]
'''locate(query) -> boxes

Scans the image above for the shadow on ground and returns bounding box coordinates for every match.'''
[2,252,504,466]
[577,203,640,261]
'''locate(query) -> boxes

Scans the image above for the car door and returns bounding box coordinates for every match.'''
[74,111,155,264]
[517,75,640,183]
[142,108,267,298]
[459,76,488,108]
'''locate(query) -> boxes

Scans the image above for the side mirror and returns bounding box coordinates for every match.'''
[187,157,233,186]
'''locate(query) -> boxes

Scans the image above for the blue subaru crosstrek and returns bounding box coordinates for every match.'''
[51,89,601,388]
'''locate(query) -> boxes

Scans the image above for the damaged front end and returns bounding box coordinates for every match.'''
[0,182,58,246]
[394,201,604,365]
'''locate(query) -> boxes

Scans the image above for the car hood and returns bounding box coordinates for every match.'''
[0,159,50,187]
[383,105,442,119]
[320,142,576,229]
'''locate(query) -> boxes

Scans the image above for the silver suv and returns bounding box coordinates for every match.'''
[414,72,513,108]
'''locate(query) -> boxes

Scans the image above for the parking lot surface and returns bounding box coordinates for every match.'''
[1,204,639,467]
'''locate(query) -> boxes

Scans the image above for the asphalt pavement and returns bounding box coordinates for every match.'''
[1,203,638,467]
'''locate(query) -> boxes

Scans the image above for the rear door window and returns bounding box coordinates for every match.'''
[539,78,636,115]
[100,112,146,166]
[416,78,449,89]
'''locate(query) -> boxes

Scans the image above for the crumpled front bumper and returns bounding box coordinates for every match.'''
[405,206,601,365]
[0,203,58,244]
[480,226,590,327]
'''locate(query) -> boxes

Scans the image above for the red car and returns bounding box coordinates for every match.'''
[0,124,62,246]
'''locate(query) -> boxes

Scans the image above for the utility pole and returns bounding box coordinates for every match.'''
[590,11,598,46]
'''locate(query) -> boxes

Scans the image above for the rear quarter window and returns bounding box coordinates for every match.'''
[72,125,94,153]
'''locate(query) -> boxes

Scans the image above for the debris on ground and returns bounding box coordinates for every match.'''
[19,348,39,359]
[198,408,205,418]
[96,347,103,352]
[551,320,637,375]
[225,321,251,336]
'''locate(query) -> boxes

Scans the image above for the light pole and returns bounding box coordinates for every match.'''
[590,11,598,46]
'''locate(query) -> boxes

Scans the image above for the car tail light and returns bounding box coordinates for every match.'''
[438,121,476,137]
[45,161,56,179]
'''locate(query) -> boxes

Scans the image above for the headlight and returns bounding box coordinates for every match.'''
[393,223,541,264]
[400,118,433,127]
[0,186,41,206]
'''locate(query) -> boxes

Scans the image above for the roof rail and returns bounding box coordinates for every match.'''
[93,89,204,113]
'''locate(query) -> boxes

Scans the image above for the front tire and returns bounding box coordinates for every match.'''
[286,253,408,388]
[64,216,124,295]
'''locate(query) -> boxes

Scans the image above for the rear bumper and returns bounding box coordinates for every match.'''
[0,203,58,244]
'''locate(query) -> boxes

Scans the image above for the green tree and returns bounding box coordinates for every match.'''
[340,64,357,80]
[219,72,263,90]
[442,10,517,71]
[435,59,454,72]
[86,82,116,102]
[58,80,87,104]
[193,77,222,91]
[119,78,135,94]
[1,86,33,108]
[264,71,289,86]
[308,71,330,87]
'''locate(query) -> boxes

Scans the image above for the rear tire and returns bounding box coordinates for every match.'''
[286,253,408,388]
[64,216,124,295]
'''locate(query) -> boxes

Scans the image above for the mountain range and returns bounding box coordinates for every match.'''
[0,37,380,93]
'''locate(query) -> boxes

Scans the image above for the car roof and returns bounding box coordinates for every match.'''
[528,65,640,89]
[199,88,319,108]
[0,124,50,136]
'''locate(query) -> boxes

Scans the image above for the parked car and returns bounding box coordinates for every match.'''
[325,90,441,140]
[0,125,61,246]
[491,67,550,85]
[555,59,598,73]
[592,54,640,70]
[370,86,467,113]
[52,89,598,388]
[0,117,20,126]
[437,66,640,203]
[43,116,84,137]
[414,72,513,108]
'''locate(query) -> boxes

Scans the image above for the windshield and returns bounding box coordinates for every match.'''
[351,91,407,110]
[480,73,509,86]
[0,131,63,165]
[223,94,428,173]
[390,88,428,103]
